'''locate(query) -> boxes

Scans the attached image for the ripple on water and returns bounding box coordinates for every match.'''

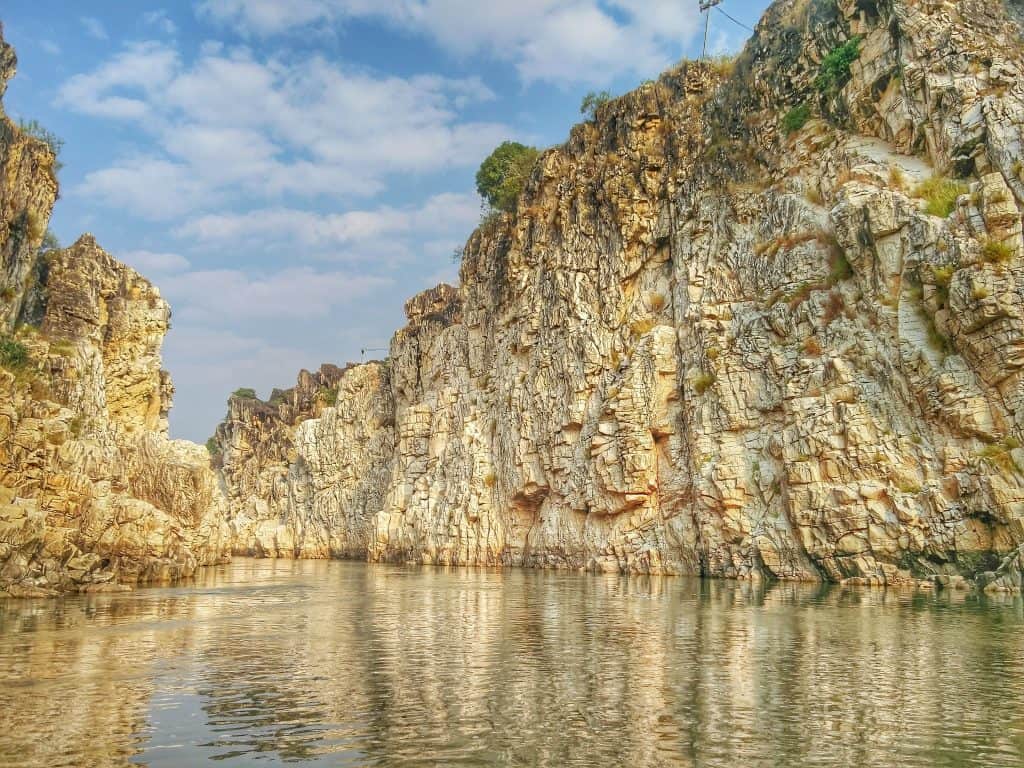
[1,559,1023,767]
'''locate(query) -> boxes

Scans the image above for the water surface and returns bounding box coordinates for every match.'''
[2,558,1023,767]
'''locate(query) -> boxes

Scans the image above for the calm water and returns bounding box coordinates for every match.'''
[2,559,1024,768]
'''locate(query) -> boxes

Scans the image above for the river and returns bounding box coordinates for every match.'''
[2,558,1022,767]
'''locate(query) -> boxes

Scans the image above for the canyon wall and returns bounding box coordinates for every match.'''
[214,362,394,558]
[216,0,1024,590]
[0,29,230,596]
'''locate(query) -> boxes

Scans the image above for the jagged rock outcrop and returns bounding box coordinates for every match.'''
[0,32,229,596]
[0,26,57,335]
[219,0,1024,590]
[215,362,394,557]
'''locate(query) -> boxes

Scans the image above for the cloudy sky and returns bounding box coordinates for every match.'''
[3,0,766,441]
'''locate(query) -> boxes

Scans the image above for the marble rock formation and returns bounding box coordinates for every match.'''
[0,28,230,596]
[215,0,1024,591]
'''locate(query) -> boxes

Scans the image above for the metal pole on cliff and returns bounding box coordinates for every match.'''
[700,0,722,59]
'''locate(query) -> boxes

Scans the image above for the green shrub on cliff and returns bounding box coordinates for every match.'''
[913,175,968,218]
[815,36,862,93]
[981,238,1014,264]
[475,141,541,213]
[782,104,811,135]
[0,337,29,370]
[40,229,60,252]
[17,119,64,172]
[580,90,612,120]
[231,387,258,400]
[205,437,221,456]
[690,371,716,395]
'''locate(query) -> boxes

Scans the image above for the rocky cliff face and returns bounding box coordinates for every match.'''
[215,0,1024,590]
[214,362,393,558]
[0,26,57,335]
[0,32,230,596]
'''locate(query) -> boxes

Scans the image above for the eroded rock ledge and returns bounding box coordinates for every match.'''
[215,0,1024,592]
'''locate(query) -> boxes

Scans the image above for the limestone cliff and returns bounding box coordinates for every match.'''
[214,362,393,558]
[0,31,229,596]
[219,0,1023,590]
[0,26,57,335]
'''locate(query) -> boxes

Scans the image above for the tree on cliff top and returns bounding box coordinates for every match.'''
[475,141,540,213]
[580,90,612,120]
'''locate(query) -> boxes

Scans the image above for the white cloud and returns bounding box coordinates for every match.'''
[708,24,746,57]
[40,40,61,55]
[162,325,314,439]
[80,16,109,40]
[56,41,179,120]
[53,5,606,442]
[78,156,213,218]
[159,267,392,322]
[177,192,480,252]
[143,9,178,35]
[195,0,336,36]
[121,250,191,274]
[196,0,703,84]
[56,42,507,218]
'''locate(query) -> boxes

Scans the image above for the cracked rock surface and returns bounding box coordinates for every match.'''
[215,0,1024,590]
[0,28,230,596]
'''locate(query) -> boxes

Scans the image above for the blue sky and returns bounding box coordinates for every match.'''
[2,0,768,441]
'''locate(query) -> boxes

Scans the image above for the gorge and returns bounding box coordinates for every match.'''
[4,0,1024,597]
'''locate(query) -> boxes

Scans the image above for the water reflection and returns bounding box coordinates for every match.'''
[2,560,1023,767]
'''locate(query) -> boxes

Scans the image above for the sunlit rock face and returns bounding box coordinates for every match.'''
[0,27,57,335]
[215,362,394,558]
[0,29,230,596]
[215,0,1024,590]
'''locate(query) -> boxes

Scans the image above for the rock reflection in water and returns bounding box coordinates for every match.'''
[1,559,1023,767]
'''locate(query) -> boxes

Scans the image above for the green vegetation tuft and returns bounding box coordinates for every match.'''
[691,371,717,395]
[706,54,738,77]
[17,119,64,172]
[206,437,221,456]
[231,387,258,400]
[41,229,60,252]
[828,248,854,284]
[815,37,862,93]
[49,339,76,357]
[0,337,29,370]
[913,175,968,218]
[580,90,613,120]
[931,265,954,287]
[981,238,1014,264]
[925,319,952,355]
[782,104,811,135]
[977,436,1022,473]
[931,264,954,307]
[319,386,339,407]
[475,141,541,213]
